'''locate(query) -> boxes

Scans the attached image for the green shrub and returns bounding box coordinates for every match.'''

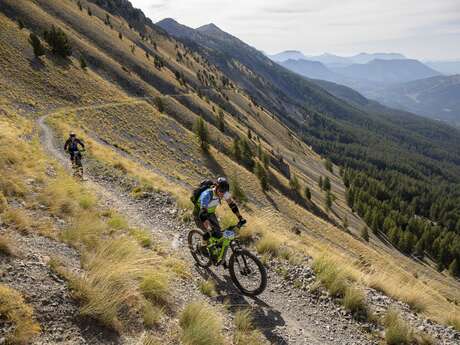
[43,25,72,58]
[29,33,45,58]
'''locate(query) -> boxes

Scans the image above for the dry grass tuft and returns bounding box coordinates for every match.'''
[0,234,17,257]
[384,309,413,345]
[0,191,7,213]
[38,176,83,217]
[66,238,159,330]
[255,233,281,256]
[130,228,152,248]
[107,212,129,230]
[312,255,352,297]
[179,302,224,345]
[140,272,171,306]
[0,283,41,344]
[234,309,267,345]
[3,208,33,234]
[446,313,460,332]
[61,211,108,249]
[142,300,164,328]
[198,279,217,297]
[343,286,369,318]
[137,333,162,345]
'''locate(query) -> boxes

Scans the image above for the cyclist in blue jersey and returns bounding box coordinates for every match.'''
[193,177,245,241]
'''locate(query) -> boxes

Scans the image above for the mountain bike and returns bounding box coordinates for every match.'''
[188,220,267,296]
[70,149,85,180]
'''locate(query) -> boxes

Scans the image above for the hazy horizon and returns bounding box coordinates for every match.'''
[130,0,460,61]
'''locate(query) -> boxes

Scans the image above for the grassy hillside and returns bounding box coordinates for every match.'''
[1,0,459,342]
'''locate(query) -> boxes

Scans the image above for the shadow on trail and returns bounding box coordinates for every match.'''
[195,265,289,345]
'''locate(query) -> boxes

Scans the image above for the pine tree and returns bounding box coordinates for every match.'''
[18,19,24,30]
[325,191,333,211]
[87,7,92,16]
[323,176,331,191]
[318,176,323,189]
[43,26,72,58]
[193,117,209,152]
[324,159,333,173]
[290,174,301,195]
[79,55,87,69]
[449,259,460,277]
[77,1,82,11]
[118,32,123,40]
[218,110,225,132]
[232,138,242,162]
[343,216,349,231]
[154,97,164,113]
[254,162,269,191]
[361,226,370,242]
[29,33,45,58]
[305,186,311,200]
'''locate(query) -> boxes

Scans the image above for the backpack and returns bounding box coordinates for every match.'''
[191,179,215,204]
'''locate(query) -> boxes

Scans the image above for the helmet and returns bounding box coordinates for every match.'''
[216,177,229,193]
[70,132,76,137]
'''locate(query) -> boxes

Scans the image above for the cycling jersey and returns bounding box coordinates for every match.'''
[197,188,231,214]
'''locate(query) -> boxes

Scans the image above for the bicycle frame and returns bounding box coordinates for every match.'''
[208,226,240,265]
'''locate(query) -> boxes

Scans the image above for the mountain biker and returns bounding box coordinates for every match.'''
[64,132,85,174]
[193,177,245,241]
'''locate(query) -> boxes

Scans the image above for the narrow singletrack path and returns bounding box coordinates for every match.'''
[38,104,377,345]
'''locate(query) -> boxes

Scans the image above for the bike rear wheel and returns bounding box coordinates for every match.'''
[229,249,267,296]
[188,229,212,268]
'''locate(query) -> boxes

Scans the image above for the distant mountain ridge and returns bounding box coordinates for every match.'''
[332,59,441,84]
[269,51,407,65]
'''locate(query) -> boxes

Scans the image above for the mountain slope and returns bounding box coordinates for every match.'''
[1,0,460,342]
[426,60,460,75]
[332,59,441,84]
[368,75,460,126]
[156,18,460,279]
[278,59,340,82]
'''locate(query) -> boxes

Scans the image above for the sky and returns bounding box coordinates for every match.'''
[130,0,460,61]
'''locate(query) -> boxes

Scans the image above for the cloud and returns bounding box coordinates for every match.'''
[130,0,460,60]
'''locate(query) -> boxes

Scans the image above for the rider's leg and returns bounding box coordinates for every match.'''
[207,214,222,239]
[75,152,83,178]
[69,152,76,174]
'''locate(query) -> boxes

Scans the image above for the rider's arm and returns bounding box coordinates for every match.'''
[226,195,243,220]
[64,139,70,151]
[76,139,85,149]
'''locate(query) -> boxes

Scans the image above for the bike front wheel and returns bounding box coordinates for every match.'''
[188,229,212,268]
[229,249,267,296]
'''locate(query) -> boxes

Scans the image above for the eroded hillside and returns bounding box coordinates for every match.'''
[0,0,459,344]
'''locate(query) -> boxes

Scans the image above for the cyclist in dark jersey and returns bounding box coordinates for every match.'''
[64,132,85,177]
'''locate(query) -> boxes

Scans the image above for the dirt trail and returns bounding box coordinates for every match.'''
[37,107,379,345]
